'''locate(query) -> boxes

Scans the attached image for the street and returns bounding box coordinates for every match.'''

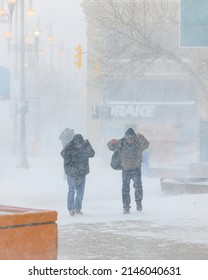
[1,156,208,260]
[58,219,208,260]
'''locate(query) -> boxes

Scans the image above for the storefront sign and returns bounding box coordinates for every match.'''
[111,104,155,118]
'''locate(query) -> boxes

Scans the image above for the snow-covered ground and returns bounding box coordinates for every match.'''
[1,155,208,259]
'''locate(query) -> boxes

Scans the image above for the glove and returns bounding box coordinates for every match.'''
[110,139,118,144]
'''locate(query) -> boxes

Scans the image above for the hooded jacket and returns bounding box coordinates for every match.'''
[61,134,95,178]
[107,128,150,171]
[59,128,74,147]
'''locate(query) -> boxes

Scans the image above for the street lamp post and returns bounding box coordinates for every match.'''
[7,0,16,30]
[17,0,28,168]
[48,26,54,73]
[32,27,41,154]
[33,28,41,58]
[27,0,35,16]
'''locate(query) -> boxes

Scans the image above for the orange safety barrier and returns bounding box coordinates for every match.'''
[0,205,58,260]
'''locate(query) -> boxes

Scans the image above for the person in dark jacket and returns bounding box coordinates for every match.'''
[61,134,95,216]
[107,128,150,214]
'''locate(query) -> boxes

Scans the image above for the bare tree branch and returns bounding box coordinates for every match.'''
[82,0,208,117]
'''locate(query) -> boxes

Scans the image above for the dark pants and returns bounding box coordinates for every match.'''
[122,167,143,210]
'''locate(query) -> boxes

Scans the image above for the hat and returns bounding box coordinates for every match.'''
[125,128,136,137]
[73,134,84,144]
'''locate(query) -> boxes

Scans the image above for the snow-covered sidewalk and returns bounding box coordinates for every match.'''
[1,155,208,259]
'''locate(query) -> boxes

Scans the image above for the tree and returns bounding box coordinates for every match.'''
[82,0,208,119]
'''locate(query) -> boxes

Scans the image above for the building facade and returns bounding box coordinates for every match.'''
[82,0,201,163]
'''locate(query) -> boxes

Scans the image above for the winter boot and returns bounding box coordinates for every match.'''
[69,210,75,216]
[123,208,130,214]
[123,205,130,214]
[75,210,83,215]
[136,200,143,212]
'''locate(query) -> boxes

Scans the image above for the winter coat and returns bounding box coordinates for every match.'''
[107,132,150,171]
[61,136,95,178]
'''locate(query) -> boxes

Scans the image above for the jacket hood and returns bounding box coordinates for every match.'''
[73,134,84,144]
[125,128,137,137]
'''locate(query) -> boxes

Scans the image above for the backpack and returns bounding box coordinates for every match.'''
[110,149,122,170]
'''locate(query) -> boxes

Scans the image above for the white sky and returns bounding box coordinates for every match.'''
[33,0,86,49]
[0,0,87,67]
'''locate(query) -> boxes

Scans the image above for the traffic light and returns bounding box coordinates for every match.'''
[74,44,82,69]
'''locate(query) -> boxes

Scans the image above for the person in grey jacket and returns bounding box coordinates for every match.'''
[59,128,74,147]
[107,128,150,214]
[61,134,95,216]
